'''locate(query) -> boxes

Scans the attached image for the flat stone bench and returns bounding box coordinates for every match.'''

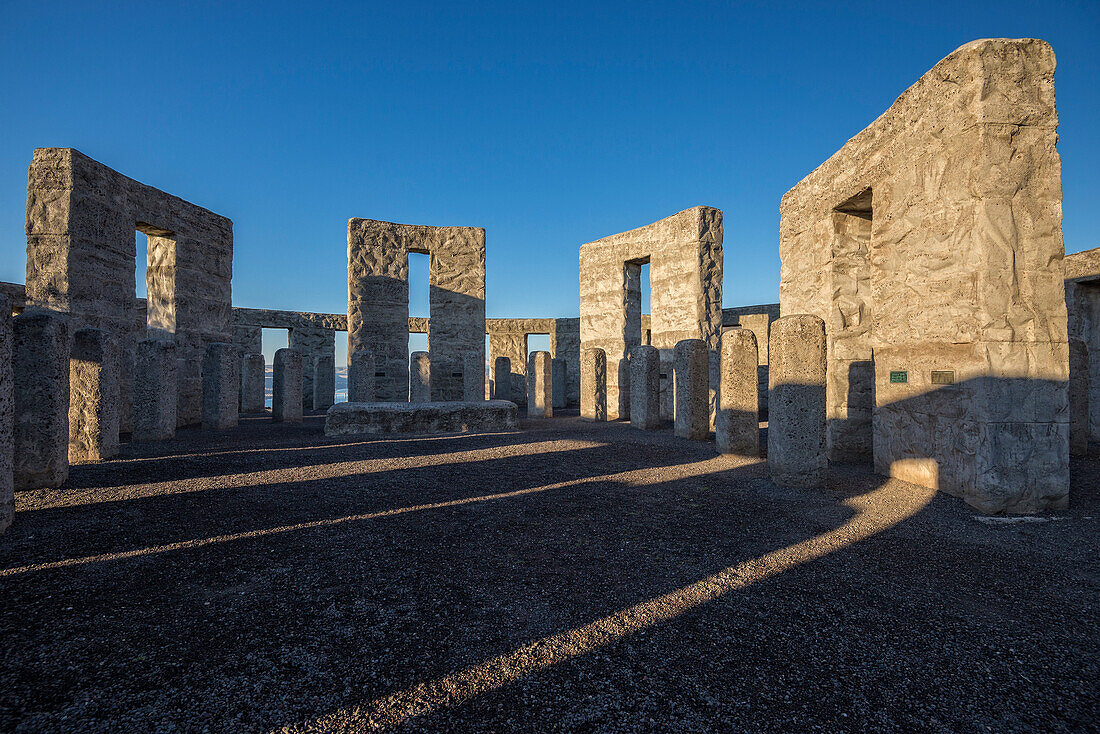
[325,400,519,437]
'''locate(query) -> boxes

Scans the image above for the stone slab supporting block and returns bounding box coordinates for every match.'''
[1070,338,1089,457]
[581,347,607,421]
[463,353,484,403]
[313,353,335,411]
[0,296,13,533]
[241,353,266,414]
[290,325,335,408]
[348,349,375,403]
[674,339,710,440]
[527,351,553,418]
[768,315,827,487]
[630,345,660,430]
[717,328,759,456]
[202,342,239,430]
[326,400,518,436]
[493,357,511,402]
[134,339,177,441]
[410,351,431,403]
[551,358,567,410]
[13,311,70,489]
[69,328,120,462]
[272,348,303,423]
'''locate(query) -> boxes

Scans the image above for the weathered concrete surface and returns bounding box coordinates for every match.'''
[347,219,485,402]
[0,296,12,533]
[493,357,512,402]
[410,352,431,403]
[552,358,566,410]
[13,311,69,489]
[241,353,266,414]
[527,351,553,418]
[133,339,177,441]
[325,400,518,436]
[232,324,262,357]
[272,348,302,423]
[291,326,335,409]
[69,328,119,462]
[630,345,660,430]
[581,348,607,421]
[26,148,233,430]
[1069,338,1089,456]
[313,354,335,411]
[768,315,827,488]
[717,328,759,456]
[674,339,710,440]
[780,39,1067,512]
[202,343,239,431]
[1065,247,1100,442]
[580,207,723,420]
[463,353,485,403]
[348,349,375,403]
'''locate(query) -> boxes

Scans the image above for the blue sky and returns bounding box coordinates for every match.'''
[1,1,1097,365]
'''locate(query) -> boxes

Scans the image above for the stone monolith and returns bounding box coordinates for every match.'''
[313,353,335,411]
[674,339,709,440]
[1070,338,1089,457]
[348,349,375,403]
[768,315,827,487]
[13,310,69,489]
[273,348,303,423]
[411,352,431,403]
[241,353,266,414]
[202,343,239,430]
[581,347,607,421]
[528,351,553,418]
[630,345,660,430]
[134,338,177,441]
[0,296,12,532]
[493,357,511,402]
[717,328,759,456]
[69,328,120,461]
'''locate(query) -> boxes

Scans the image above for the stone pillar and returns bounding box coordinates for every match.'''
[581,347,607,421]
[493,357,511,401]
[272,348,303,423]
[348,349,375,403]
[69,328,120,461]
[1070,338,1089,457]
[551,358,566,409]
[739,313,771,418]
[313,353,335,410]
[13,311,70,489]
[674,339,709,440]
[410,352,431,403]
[717,328,759,456]
[463,353,484,403]
[290,326,335,408]
[241,353,266,414]
[0,296,13,533]
[202,342,239,430]
[527,351,553,418]
[630,345,660,430]
[768,315,827,487]
[134,338,177,441]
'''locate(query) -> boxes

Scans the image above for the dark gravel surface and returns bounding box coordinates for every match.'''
[0,411,1097,733]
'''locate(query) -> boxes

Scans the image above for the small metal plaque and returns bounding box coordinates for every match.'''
[375,371,386,378]
[931,370,955,385]
[659,373,668,380]
[451,372,463,378]
[889,370,908,384]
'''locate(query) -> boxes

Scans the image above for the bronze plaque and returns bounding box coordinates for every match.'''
[931,370,955,385]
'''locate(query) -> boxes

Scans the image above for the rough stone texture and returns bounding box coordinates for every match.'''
[410,352,431,403]
[674,339,710,440]
[779,39,1067,512]
[717,328,759,456]
[26,148,233,430]
[68,328,119,462]
[629,344,660,430]
[312,353,335,411]
[463,353,485,403]
[527,351,553,418]
[13,310,70,489]
[272,348,302,423]
[1065,247,1100,442]
[1069,338,1089,456]
[241,353,265,414]
[289,326,335,408]
[581,347,607,421]
[551,358,566,410]
[133,338,177,441]
[580,207,723,420]
[232,324,262,357]
[325,400,518,436]
[493,357,511,402]
[729,311,774,418]
[768,315,827,488]
[348,349,375,403]
[201,343,238,431]
[347,219,485,402]
[0,296,12,533]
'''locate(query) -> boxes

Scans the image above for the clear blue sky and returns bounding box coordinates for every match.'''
[1,1,1097,339]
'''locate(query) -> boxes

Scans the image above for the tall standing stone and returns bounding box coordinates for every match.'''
[527,351,553,418]
[630,345,660,430]
[463,353,484,403]
[552,358,566,409]
[0,296,13,532]
[134,338,177,441]
[13,310,69,489]
[674,339,710,440]
[1070,338,1089,457]
[717,328,759,456]
[410,352,431,403]
[241,353,266,414]
[69,328,120,461]
[202,343,239,430]
[581,347,607,421]
[348,349,375,403]
[273,348,303,423]
[493,357,511,402]
[768,315,827,487]
[313,353,335,410]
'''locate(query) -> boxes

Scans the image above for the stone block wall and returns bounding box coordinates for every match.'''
[1065,247,1099,443]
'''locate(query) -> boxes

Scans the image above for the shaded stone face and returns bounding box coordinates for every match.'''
[272,348,302,423]
[581,347,607,421]
[768,315,827,488]
[673,339,709,441]
[493,357,512,402]
[527,351,553,418]
[629,345,660,430]
[133,338,177,441]
[0,296,12,533]
[779,39,1067,513]
[717,328,759,456]
[69,328,120,462]
[312,353,335,411]
[348,349,375,403]
[202,343,239,431]
[1069,338,1089,457]
[551,358,566,410]
[410,352,431,403]
[324,400,518,436]
[240,353,266,414]
[13,311,70,489]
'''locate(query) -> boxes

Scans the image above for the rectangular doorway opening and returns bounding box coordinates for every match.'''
[335,331,349,403]
[624,257,651,353]
[136,223,175,338]
[409,251,429,318]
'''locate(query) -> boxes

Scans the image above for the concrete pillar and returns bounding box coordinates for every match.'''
[69,328,120,461]
[463,353,484,402]
[202,342,239,430]
[272,348,303,423]
[581,347,607,421]
[493,357,511,401]
[551,358,566,409]
[630,345,660,430]
[527,351,553,418]
[313,353,335,410]
[0,296,13,533]
[410,352,431,402]
[1070,338,1089,457]
[674,339,709,440]
[13,311,70,489]
[348,349,375,402]
[241,353,266,414]
[134,338,177,441]
[717,328,759,456]
[768,315,827,487]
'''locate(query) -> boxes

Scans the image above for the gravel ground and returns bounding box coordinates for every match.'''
[0,411,1097,733]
